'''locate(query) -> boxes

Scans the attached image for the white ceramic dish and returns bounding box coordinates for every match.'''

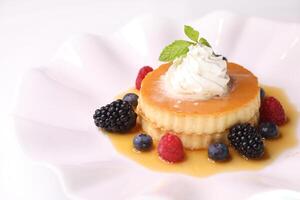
[14,11,300,200]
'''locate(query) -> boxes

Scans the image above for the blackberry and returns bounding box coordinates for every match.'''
[93,99,137,133]
[228,123,264,159]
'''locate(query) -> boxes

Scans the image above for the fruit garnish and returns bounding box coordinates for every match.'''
[135,66,153,90]
[159,25,212,62]
[158,133,184,163]
[228,123,264,159]
[93,99,137,133]
[258,122,279,139]
[260,96,286,126]
[208,143,230,161]
[123,93,139,108]
[260,87,266,100]
[133,133,153,151]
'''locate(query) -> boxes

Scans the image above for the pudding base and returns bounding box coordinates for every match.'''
[106,86,298,177]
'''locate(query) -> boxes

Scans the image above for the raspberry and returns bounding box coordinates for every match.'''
[260,96,286,126]
[158,133,184,163]
[135,66,153,90]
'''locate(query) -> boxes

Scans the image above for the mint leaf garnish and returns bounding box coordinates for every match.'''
[199,37,211,47]
[158,26,213,62]
[184,25,199,42]
[159,40,192,62]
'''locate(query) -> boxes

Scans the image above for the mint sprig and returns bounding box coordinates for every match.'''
[159,25,212,62]
[159,40,192,62]
[184,25,199,42]
[199,37,211,48]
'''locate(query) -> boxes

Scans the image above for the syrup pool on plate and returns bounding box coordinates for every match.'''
[105,86,298,177]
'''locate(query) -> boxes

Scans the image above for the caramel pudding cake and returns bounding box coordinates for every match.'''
[94,25,290,166]
[137,44,260,149]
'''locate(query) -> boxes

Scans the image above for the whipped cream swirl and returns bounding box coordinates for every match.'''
[161,44,230,100]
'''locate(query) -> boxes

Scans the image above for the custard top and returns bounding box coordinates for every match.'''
[140,62,259,115]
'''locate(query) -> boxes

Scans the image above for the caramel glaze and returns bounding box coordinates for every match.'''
[140,62,260,115]
[106,86,298,177]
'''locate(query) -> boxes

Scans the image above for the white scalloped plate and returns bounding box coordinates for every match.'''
[14,11,300,200]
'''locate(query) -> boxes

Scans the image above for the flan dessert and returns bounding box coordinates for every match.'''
[137,44,260,149]
[94,25,288,164]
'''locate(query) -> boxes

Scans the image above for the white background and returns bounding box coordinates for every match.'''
[1,0,300,199]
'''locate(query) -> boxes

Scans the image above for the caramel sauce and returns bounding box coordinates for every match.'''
[106,86,298,177]
[141,63,260,115]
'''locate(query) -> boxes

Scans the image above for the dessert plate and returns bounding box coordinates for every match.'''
[14,11,300,200]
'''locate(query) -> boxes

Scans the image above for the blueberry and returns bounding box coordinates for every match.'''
[260,88,265,100]
[133,133,153,151]
[123,93,139,108]
[208,143,229,161]
[258,122,278,139]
